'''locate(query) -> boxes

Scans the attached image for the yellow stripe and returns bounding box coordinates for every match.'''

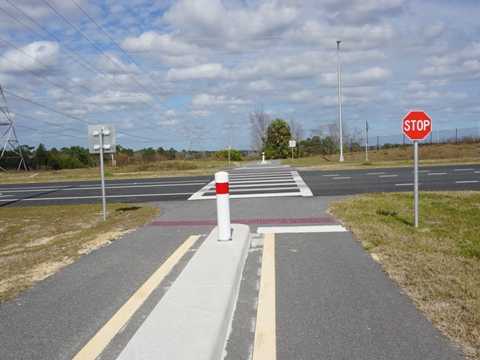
[73,235,201,360]
[253,232,276,360]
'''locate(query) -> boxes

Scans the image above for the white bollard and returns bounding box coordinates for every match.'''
[262,152,265,163]
[215,171,231,241]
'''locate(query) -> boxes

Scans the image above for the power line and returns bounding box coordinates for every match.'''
[1,1,197,145]
[70,0,223,149]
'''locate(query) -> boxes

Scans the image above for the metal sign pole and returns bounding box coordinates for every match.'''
[365,121,369,162]
[414,140,419,228]
[100,127,107,221]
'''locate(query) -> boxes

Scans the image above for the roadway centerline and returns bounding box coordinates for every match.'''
[73,235,201,360]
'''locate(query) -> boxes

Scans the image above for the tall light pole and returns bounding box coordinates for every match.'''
[337,40,344,162]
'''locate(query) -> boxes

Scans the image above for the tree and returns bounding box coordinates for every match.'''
[141,147,157,162]
[289,116,305,142]
[310,120,361,156]
[249,107,270,151]
[60,146,91,167]
[263,119,292,159]
[157,147,177,160]
[33,143,50,169]
[117,144,134,157]
[215,149,243,161]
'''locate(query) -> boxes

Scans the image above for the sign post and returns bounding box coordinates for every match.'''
[289,140,296,162]
[88,125,116,220]
[365,121,369,162]
[402,111,432,228]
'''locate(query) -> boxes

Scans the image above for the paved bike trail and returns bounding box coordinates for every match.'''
[0,195,465,359]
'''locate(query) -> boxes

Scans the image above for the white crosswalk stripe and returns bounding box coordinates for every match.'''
[189,164,312,200]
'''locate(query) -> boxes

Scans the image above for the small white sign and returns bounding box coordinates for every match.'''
[88,124,116,154]
[289,140,296,148]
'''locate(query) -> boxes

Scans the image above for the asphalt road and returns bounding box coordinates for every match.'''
[300,163,480,195]
[0,163,479,207]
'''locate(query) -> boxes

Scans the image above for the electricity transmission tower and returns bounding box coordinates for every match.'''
[0,85,27,171]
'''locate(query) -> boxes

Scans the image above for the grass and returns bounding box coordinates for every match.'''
[290,142,480,169]
[1,143,479,184]
[0,203,160,304]
[0,159,235,184]
[329,191,480,359]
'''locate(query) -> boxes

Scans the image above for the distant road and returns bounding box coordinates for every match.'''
[0,164,478,207]
[301,164,480,196]
[0,176,211,207]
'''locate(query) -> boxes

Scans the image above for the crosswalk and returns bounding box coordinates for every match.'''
[188,163,313,200]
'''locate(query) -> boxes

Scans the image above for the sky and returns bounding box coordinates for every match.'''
[0,0,479,152]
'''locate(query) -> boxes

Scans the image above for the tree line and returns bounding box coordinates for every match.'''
[250,107,362,159]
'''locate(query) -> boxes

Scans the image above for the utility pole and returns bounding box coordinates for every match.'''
[0,85,27,171]
[337,41,344,162]
[365,120,369,161]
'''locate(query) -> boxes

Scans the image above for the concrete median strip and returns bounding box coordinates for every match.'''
[117,224,251,360]
[73,235,201,360]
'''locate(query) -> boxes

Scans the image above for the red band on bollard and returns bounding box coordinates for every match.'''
[216,182,229,195]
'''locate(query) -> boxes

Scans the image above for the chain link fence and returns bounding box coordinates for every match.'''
[362,126,480,150]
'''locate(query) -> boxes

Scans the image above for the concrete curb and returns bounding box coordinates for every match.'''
[117,224,251,360]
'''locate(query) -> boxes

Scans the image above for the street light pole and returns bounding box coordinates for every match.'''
[337,40,344,162]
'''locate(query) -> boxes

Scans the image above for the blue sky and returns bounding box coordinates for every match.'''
[0,0,479,151]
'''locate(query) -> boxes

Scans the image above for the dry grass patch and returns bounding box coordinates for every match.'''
[330,191,480,359]
[0,203,160,304]
[0,160,231,184]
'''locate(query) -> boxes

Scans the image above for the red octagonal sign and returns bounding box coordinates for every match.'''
[402,110,432,141]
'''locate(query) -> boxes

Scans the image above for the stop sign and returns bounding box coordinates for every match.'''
[402,110,432,141]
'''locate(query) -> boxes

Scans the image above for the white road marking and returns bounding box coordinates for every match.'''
[292,171,313,196]
[188,179,215,200]
[19,192,193,202]
[64,182,206,191]
[189,170,312,200]
[257,225,347,234]
[428,173,447,176]
[456,181,479,184]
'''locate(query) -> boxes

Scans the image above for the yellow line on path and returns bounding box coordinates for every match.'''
[253,232,276,360]
[73,235,201,360]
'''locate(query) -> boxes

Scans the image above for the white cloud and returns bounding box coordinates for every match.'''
[0,42,59,72]
[164,0,298,38]
[0,0,479,151]
[347,67,392,85]
[165,63,229,81]
[191,94,251,106]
